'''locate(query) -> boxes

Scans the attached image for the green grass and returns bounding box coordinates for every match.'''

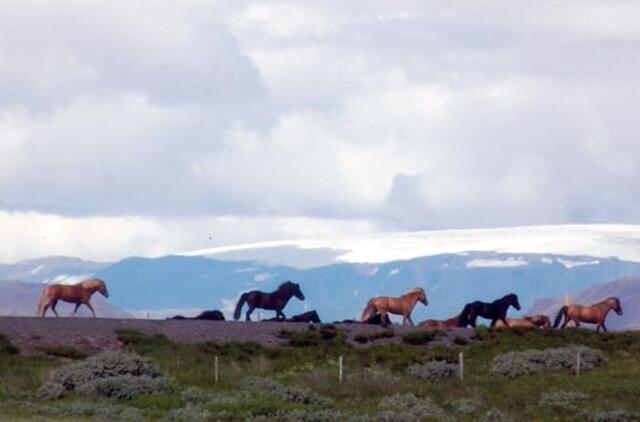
[2,327,640,420]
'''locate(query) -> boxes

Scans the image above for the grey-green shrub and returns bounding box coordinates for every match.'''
[241,376,333,408]
[406,361,458,382]
[593,409,638,422]
[277,409,351,421]
[366,367,401,385]
[36,381,67,400]
[378,393,447,420]
[161,405,211,422]
[491,346,606,379]
[76,374,174,400]
[481,408,510,422]
[538,391,588,410]
[450,397,482,414]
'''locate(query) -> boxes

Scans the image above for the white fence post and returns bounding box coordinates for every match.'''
[459,352,464,380]
[214,355,219,383]
[339,355,343,383]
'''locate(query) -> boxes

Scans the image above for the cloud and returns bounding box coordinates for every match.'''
[1,1,640,262]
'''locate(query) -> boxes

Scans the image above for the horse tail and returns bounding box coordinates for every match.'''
[553,306,568,328]
[458,303,472,327]
[360,299,377,322]
[36,286,50,317]
[233,293,250,320]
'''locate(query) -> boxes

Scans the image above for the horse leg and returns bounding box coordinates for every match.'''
[379,310,389,327]
[42,303,49,317]
[72,303,81,317]
[406,314,414,326]
[574,320,580,328]
[50,300,60,317]
[600,321,608,333]
[245,305,254,322]
[85,302,96,318]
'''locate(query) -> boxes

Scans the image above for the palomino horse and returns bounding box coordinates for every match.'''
[458,293,521,328]
[233,281,305,321]
[494,315,551,329]
[418,314,460,329]
[36,278,109,318]
[361,287,428,326]
[553,297,623,332]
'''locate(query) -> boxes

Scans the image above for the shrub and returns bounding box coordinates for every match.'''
[319,325,338,340]
[37,351,164,400]
[453,335,468,345]
[370,329,395,341]
[593,410,638,422]
[161,404,211,422]
[481,408,510,421]
[277,409,351,421]
[402,332,435,345]
[21,401,143,420]
[76,374,174,400]
[354,334,370,344]
[41,345,87,360]
[366,367,401,385]
[378,393,447,420]
[538,391,588,410]
[450,397,482,414]
[406,361,458,382]
[0,334,18,355]
[241,376,333,408]
[491,346,606,379]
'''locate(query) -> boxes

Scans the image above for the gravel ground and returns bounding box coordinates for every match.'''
[0,316,474,354]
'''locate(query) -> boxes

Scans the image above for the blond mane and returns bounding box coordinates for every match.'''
[404,287,424,296]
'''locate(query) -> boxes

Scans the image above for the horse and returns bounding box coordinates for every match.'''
[553,297,623,332]
[418,314,460,329]
[361,287,428,326]
[264,310,321,323]
[336,313,392,326]
[36,278,109,318]
[233,281,305,321]
[494,315,551,329]
[457,293,521,328]
[169,309,225,321]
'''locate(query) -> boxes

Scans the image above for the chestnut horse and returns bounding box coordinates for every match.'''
[361,287,428,326]
[36,278,109,318]
[418,314,460,329]
[495,315,551,329]
[553,297,623,332]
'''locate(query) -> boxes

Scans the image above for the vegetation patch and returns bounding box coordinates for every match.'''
[593,409,638,422]
[402,331,437,345]
[378,393,447,420]
[0,334,18,355]
[491,345,606,379]
[538,391,588,411]
[241,376,333,407]
[40,345,87,360]
[406,361,459,382]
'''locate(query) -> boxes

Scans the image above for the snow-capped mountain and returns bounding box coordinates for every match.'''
[0,256,110,284]
[180,224,640,268]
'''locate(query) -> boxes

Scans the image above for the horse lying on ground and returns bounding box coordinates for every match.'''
[169,310,225,321]
[234,281,305,321]
[361,287,428,326]
[36,278,109,318]
[494,315,551,329]
[264,310,321,323]
[458,293,521,328]
[553,297,623,332]
[336,313,392,326]
[418,314,460,329]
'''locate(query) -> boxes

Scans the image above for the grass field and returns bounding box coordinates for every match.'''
[1,326,639,421]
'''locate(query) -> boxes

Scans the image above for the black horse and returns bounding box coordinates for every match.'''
[233,281,305,321]
[458,293,521,328]
[264,310,321,323]
[169,309,225,321]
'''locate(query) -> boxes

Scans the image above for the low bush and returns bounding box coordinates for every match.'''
[378,393,447,420]
[538,391,588,410]
[241,376,333,408]
[161,404,211,422]
[593,409,638,422]
[76,374,174,400]
[402,331,436,345]
[0,334,18,355]
[40,345,87,360]
[450,397,482,414]
[354,334,370,344]
[406,361,458,382]
[481,408,511,421]
[491,345,606,379]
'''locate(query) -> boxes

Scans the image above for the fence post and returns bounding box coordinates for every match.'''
[459,352,464,380]
[576,353,581,377]
[339,355,343,383]
[214,355,219,383]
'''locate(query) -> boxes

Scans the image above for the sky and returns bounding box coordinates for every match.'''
[1,1,640,263]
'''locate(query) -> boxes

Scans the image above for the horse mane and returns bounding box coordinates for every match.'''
[599,297,620,306]
[78,278,105,287]
[277,281,296,290]
[404,287,424,296]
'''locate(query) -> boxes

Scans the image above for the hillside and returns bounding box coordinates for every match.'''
[0,280,132,318]
[527,277,640,331]
[0,256,109,284]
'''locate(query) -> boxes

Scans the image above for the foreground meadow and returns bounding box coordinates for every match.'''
[1,325,639,421]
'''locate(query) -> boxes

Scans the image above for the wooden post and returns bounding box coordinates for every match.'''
[576,353,581,377]
[459,352,464,380]
[339,355,343,383]
[214,355,219,383]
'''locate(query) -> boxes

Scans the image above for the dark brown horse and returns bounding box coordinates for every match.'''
[553,297,623,332]
[233,281,305,321]
[458,293,521,328]
[36,278,109,318]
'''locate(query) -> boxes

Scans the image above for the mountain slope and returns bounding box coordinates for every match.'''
[96,252,640,323]
[0,256,109,284]
[527,277,640,330]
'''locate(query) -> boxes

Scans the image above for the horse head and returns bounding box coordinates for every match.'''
[81,278,109,298]
[506,293,521,311]
[97,279,109,298]
[406,287,428,306]
[282,281,305,301]
[609,297,623,315]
